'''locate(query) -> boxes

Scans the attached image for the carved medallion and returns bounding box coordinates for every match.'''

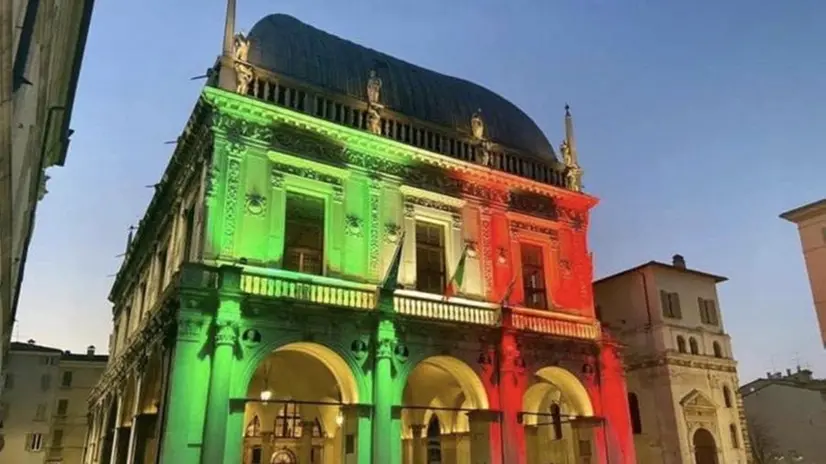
[245,193,267,216]
[345,214,364,237]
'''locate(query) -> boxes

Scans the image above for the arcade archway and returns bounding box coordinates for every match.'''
[521,366,596,464]
[241,342,359,464]
[401,356,490,464]
[693,428,718,464]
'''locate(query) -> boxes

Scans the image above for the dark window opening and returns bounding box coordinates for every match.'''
[521,243,547,310]
[628,393,642,434]
[677,336,687,353]
[689,337,699,355]
[550,403,563,440]
[61,371,72,388]
[713,341,723,358]
[723,386,733,408]
[283,193,325,275]
[415,222,446,294]
[274,402,322,438]
[660,290,682,319]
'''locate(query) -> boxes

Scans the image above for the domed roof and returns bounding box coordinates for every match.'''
[246,14,556,159]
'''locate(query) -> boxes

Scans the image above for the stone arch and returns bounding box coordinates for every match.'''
[235,332,368,404]
[693,427,718,464]
[522,366,594,422]
[400,355,490,440]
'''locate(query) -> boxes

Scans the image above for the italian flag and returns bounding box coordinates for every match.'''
[444,245,469,299]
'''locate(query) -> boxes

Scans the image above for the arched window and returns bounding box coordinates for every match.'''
[677,336,687,353]
[689,337,699,355]
[723,386,733,408]
[628,393,642,434]
[550,403,563,440]
[713,341,723,358]
[245,415,261,437]
[274,402,322,438]
[730,424,739,448]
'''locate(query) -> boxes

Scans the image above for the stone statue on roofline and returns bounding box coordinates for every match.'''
[471,109,485,140]
[233,32,250,62]
[367,70,382,105]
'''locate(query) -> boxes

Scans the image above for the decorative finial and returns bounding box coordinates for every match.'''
[565,103,571,116]
[125,225,137,254]
[366,70,382,105]
[471,109,485,140]
[561,104,583,192]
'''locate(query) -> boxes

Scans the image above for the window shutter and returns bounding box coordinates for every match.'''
[697,297,706,323]
[709,300,718,325]
[660,291,670,317]
[671,293,682,319]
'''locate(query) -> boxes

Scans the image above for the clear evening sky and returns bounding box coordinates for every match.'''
[17,1,826,383]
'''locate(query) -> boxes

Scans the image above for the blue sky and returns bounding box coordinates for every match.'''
[17,0,826,383]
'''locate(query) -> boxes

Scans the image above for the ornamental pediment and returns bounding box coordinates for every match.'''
[680,389,716,411]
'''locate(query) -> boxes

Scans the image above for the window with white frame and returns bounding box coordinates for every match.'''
[25,433,44,451]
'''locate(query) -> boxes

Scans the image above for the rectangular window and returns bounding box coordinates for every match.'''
[34,403,46,421]
[698,298,719,325]
[157,248,168,295]
[283,193,325,275]
[61,371,73,388]
[415,222,446,294]
[520,243,548,310]
[40,374,51,391]
[56,399,68,416]
[52,429,63,448]
[182,207,195,262]
[660,290,682,319]
[25,432,44,451]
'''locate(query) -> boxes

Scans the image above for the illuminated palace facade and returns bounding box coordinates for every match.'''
[83,12,635,464]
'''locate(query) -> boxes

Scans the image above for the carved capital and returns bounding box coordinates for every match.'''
[215,321,238,346]
[403,202,416,218]
[376,337,396,360]
[270,170,285,189]
[332,185,345,203]
[176,316,204,342]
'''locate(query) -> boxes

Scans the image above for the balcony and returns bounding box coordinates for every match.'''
[240,269,376,311]
[393,290,499,326]
[509,306,600,340]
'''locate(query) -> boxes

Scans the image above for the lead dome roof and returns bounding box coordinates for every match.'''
[246,14,556,159]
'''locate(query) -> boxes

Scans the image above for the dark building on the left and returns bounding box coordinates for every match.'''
[0,0,96,379]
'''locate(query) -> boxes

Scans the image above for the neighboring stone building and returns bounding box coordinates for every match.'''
[0,340,107,464]
[594,255,750,464]
[740,368,826,463]
[82,6,637,464]
[0,0,96,381]
[780,199,826,348]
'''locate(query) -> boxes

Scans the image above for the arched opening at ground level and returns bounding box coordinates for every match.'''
[521,366,598,464]
[240,342,360,464]
[400,356,491,464]
[693,428,718,464]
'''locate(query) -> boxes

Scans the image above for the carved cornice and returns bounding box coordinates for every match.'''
[202,88,596,209]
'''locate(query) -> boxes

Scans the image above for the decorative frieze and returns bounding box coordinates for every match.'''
[215,320,238,346]
[368,181,382,276]
[221,157,242,256]
[345,214,364,237]
[245,192,267,216]
[509,220,559,240]
[270,162,343,187]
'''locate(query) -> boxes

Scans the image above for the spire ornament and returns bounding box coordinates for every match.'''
[232,33,250,62]
[561,104,583,192]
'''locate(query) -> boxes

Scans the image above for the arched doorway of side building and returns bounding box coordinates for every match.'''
[400,355,490,464]
[521,366,596,464]
[240,342,360,464]
[693,428,718,464]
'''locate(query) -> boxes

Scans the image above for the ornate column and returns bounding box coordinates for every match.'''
[410,424,425,464]
[498,310,527,464]
[371,320,397,464]
[125,357,147,464]
[96,397,114,464]
[159,289,209,462]
[106,394,124,464]
[201,265,242,462]
[299,421,315,463]
[468,410,497,464]
[340,404,369,464]
[400,202,417,287]
[329,184,345,277]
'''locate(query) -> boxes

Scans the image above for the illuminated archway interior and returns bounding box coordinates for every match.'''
[241,343,358,464]
[522,366,595,463]
[400,356,489,464]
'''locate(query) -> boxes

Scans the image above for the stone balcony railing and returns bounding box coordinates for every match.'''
[393,289,500,326]
[240,269,376,311]
[509,306,600,341]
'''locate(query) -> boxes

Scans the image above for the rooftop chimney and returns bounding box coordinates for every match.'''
[87,345,96,356]
[27,339,35,345]
[672,254,686,269]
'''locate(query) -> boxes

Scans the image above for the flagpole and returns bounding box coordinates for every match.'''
[443,243,470,300]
